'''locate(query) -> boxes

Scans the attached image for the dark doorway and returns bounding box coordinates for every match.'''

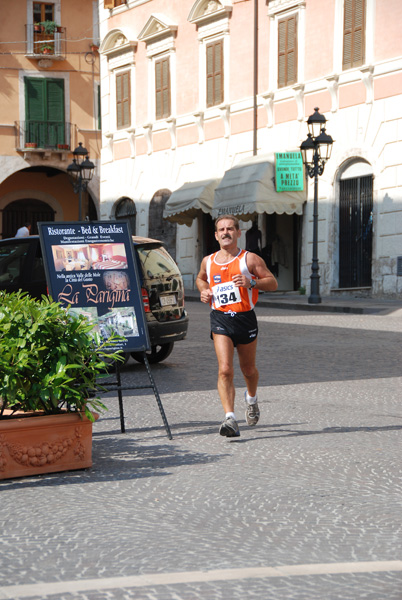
[2,199,55,239]
[202,213,219,257]
[115,197,137,235]
[148,189,177,260]
[339,175,373,288]
[263,213,302,291]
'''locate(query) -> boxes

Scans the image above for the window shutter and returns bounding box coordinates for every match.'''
[155,57,170,119]
[278,16,297,88]
[343,0,365,70]
[25,77,65,146]
[155,60,162,119]
[206,40,223,107]
[46,79,65,145]
[116,71,130,129]
[104,0,115,9]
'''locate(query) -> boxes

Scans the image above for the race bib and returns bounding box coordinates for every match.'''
[212,281,241,308]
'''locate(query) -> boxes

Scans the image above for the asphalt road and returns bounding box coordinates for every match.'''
[1,302,402,600]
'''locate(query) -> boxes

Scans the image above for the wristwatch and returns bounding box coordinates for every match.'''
[249,279,257,289]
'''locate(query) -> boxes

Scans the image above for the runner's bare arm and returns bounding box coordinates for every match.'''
[232,252,278,292]
[196,257,214,303]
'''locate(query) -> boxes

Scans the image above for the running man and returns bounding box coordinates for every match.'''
[196,215,278,437]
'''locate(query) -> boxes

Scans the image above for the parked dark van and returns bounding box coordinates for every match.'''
[0,235,188,363]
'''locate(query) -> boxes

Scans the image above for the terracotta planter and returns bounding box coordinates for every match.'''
[57,144,70,150]
[0,412,98,480]
[25,143,37,148]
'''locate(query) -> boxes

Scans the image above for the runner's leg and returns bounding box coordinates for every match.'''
[212,333,235,413]
[237,338,259,397]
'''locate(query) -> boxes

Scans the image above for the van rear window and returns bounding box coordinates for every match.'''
[136,245,180,280]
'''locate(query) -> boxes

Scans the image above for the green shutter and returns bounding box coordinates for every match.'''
[47,79,65,145]
[25,77,65,147]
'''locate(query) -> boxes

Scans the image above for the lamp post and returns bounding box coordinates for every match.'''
[300,107,334,304]
[67,142,95,221]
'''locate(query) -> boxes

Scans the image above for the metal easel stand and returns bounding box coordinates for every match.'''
[102,353,172,440]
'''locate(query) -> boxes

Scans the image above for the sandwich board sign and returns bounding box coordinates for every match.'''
[38,220,150,355]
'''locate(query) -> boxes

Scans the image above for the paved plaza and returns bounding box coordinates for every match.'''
[1,301,402,600]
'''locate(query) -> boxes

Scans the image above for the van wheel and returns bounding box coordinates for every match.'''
[131,342,174,364]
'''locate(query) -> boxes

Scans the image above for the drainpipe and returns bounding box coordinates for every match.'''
[253,0,258,156]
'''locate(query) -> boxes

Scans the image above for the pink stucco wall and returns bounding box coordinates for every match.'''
[374,73,402,101]
[204,119,225,141]
[113,140,130,161]
[177,125,199,147]
[304,0,335,81]
[305,91,332,118]
[275,100,297,124]
[375,0,402,62]
[339,82,366,109]
[153,131,171,153]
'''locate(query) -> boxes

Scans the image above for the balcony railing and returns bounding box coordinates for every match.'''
[25,24,66,59]
[16,121,72,151]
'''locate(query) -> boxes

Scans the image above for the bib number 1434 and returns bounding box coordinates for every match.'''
[212,282,241,308]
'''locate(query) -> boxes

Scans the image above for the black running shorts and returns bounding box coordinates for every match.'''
[210,309,258,347]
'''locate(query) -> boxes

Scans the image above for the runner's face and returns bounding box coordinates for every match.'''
[215,220,240,248]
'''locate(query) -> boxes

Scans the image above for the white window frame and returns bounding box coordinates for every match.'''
[333,0,375,74]
[268,0,305,95]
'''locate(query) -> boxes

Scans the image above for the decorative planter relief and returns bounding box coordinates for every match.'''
[0,412,97,480]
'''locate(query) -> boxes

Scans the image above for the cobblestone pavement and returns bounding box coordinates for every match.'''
[1,303,402,600]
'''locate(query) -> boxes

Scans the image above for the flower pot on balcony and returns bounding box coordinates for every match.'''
[34,24,42,32]
[90,45,99,53]
[57,144,70,150]
[0,411,98,480]
[25,142,37,148]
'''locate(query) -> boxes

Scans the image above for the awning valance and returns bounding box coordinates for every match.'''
[212,153,307,220]
[163,178,220,226]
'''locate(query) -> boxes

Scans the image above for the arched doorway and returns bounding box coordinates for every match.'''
[339,162,373,288]
[2,199,55,238]
[148,189,177,260]
[115,197,137,234]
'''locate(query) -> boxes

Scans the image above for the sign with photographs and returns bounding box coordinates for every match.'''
[275,152,304,192]
[38,221,150,354]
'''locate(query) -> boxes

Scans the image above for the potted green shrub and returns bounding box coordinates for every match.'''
[0,291,122,479]
[40,20,61,34]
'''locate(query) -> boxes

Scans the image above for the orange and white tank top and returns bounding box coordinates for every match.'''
[206,249,258,313]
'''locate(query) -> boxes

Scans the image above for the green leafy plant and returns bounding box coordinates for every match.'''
[0,291,123,421]
[40,21,60,34]
[39,43,54,53]
[298,285,306,295]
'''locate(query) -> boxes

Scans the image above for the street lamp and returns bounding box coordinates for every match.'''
[67,142,95,221]
[300,107,334,304]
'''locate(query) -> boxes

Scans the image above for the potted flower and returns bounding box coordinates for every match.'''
[40,43,54,54]
[0,291,123,480]
[25,142,38,148]
[57,143,70,150]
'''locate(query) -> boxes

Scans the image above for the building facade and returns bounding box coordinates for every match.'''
[0,0,101,237]
[99,0,402,297]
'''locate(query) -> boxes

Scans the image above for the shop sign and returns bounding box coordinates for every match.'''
[275,152,304,192]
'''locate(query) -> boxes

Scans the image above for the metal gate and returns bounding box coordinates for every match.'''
[2,199,55,239]
[339,175,373,288]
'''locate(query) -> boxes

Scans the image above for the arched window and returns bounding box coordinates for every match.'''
[115,197,136,234]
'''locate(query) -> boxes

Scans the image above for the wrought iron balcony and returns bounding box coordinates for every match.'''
[15,121,72,152]
[25,24,66,59]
